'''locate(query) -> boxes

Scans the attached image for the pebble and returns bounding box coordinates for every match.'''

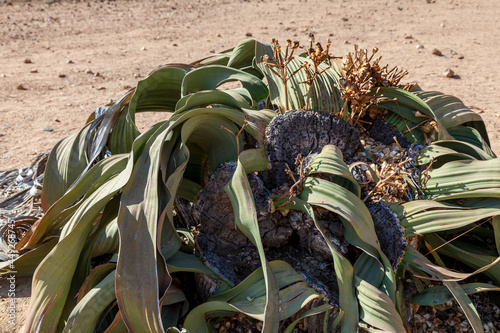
[432,48,442,56]
[85,68,94,74]
[444,68,455,78]
[58,73,66,78]
[16,84,27,90]
[141,46,147,51]
[67,59,74,64]
[0,73,5,77]
[97,86,106,90]
[30,69,38,73]
[43,127,53,132]
[245,32,253,37]
[416,44,424,49]
[23,58,32,64]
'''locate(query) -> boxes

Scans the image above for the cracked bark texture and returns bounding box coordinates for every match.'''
[262,110,360,190]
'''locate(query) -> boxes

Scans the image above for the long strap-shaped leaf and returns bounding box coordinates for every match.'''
[181,65,269,103]
[405,247,485,333]
[63,270,117,333]
[224,158,280,332]
[424,233,500,286]
[41,122,93,211]
[423,158,500,200]
[22,157,132,333]
[395,199,500,234]
[291,179,403,331]
[376,87,452,143]
[183,261,326,332]
[410,282,500,306]
[115,119,183,333]
[413,90,489,146]
[306,145,361,197]
[273,196,358,333]
[21,122,166,332]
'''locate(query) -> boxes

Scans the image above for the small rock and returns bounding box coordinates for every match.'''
[123,84,132,90]
[97,86,106,90]
[58,73,66,78]
[94,72,101,77]
[16,84,27,90]
[67,59,74,64]
[245,32,252,37]
[173,43,178,47]
[0,73,5,77]
[30,69,38,73]
[43,127,53,132]
[440,22,445,27]
[444,68,455,78]
[342,17,348,21]
[432,48,442,56]
[55,119,60,122]
[416,44,424,49]
[23,58,32,64]
[85,69,94,74]
[141,46,147,51]
[404,34,413,39]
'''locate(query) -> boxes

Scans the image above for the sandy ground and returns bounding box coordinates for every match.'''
[1,0,500,331]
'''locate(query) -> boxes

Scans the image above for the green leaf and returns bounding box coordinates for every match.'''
[0,237,58,277]
[406,247,485,333]
[21,155,127,250]
[410,283,500,306]
[41,123,93,211]
[376,87,452,142]
[283,304,333,333]
[181,65,268,103]
[183,261,325,332]
[224,158,279,332]
[423,158,500,200]
[227,38,257,70]
[63,270,116,333]
[274,197,358,333]
[397,199,500,235]
[424,233,500,285]
[166,251,232,291]
[24,163,131,333]
[413,90,490,146]
[238,148,269,173]
[354,277,406,333]
[307,145,361,197]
